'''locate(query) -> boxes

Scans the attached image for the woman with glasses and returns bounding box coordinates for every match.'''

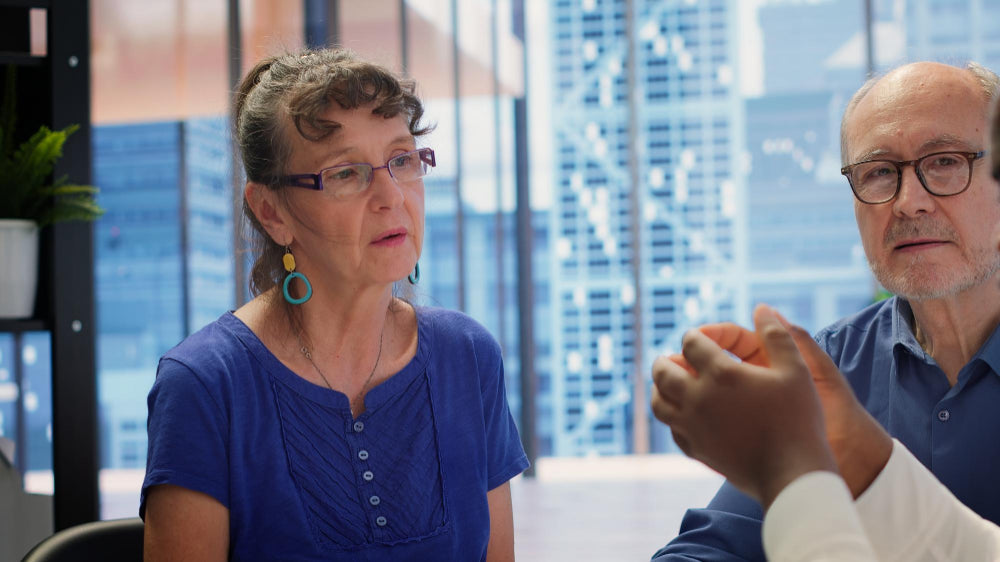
[140,48,528,561]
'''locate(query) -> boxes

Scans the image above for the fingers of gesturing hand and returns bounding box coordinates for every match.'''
[650,355,705,457]
[678,328,743,379]
[698,323,768,367]
[650,385,680,426]
[651,354,692,408]
[669,429,692,457]
[664,352,694,374]
[649,380,694,458]
[650,365,694,458]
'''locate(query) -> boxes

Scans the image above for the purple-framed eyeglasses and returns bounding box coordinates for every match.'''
[283,147,436,199]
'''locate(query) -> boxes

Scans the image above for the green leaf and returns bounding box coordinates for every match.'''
[40,196,105,228]
[0,117,102,224]
[39,184,100,197]
[0,63,101,225]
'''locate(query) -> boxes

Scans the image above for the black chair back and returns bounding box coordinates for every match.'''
[21,517,144,562]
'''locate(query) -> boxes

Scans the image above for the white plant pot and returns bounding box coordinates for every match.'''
[0,219,40,319]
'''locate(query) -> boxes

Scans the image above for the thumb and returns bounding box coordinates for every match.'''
[667,353,695,374]
[751,304,805,375]
[785,323,849,390]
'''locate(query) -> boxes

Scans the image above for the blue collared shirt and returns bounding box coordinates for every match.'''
[652,296,1000,561]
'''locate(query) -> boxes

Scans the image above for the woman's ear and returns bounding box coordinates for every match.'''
[245,181,292,245]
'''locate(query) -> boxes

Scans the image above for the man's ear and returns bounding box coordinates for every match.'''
[245,181,292,245]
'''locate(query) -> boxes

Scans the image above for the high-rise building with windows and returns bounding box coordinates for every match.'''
[93,119,232,468]
[539,0,1000,455]
[905,0,1000,71]
[545,0,747,455]
[748,0,876,330]
[744,91,874,327]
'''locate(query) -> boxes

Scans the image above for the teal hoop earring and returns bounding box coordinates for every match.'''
[281,247,312,305]
[408,262,420,285]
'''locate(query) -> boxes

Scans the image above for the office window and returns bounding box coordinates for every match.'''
[89,0,304,517]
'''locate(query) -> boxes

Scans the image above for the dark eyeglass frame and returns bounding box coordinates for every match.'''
[282,147,436,197]
[840,150,985,205]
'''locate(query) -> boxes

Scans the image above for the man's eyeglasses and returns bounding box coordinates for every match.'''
[283,147,436,199]
[840,150,984,205]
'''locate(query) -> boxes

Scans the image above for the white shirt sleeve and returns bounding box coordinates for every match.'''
[854,438,1000,561]
[762,439,1000,562]
[762,470,877,562]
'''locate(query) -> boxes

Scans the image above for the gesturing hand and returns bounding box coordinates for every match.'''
[782,322,892,498]
[651,304,893,505]
[650,304,837,509]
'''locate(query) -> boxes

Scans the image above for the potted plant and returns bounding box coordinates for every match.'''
[0,65,104,318]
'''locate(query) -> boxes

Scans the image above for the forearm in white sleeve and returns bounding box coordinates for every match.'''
[854,438,1000,562]
[762,470,878,562]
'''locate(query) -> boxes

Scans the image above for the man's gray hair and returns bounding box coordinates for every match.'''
[840,62,1000,165]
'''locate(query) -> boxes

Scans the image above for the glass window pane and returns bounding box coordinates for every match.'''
[457,0,501,334]
[0,334,16,464]
[90,0,304,519]
[531,0,884,457]
[340,0,403,70]
[403,0,461,311]
[22,333,52,487]
[241,0,304,73]
[0,332,52,494]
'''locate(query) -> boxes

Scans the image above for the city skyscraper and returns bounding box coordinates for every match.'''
[905,0,1000,72]
[544,0,747,455]
[749,0,875,330]
[535,0,1000,457]
[93,118,232,468]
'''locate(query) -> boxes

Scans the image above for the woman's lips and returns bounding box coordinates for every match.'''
[372,228,407,247]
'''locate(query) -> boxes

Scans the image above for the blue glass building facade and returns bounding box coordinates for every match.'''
[537,0,1000,456]
[543,0,747,455]
[93,119,232,469]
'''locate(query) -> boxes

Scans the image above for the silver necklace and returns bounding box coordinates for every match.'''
[297,323,385,411]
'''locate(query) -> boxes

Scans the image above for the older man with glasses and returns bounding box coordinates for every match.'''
[653,61,1000,561]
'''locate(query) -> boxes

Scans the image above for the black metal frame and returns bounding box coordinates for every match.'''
[305,0,340,48]
[511,0,537,476]
[46,0,98,531]
[0,0,99,530]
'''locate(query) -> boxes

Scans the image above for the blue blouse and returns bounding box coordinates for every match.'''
[653,296,1000,561]
[141,307,528,561]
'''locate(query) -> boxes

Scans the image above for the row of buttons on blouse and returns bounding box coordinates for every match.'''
[354,420,387,527]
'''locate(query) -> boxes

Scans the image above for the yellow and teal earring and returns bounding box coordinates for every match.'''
[407,262,420,285]
[282,247,313,304]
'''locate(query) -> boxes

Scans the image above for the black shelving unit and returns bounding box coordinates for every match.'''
[0,320,47,332]
[1,0,98,531]
[0,54,45,67]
